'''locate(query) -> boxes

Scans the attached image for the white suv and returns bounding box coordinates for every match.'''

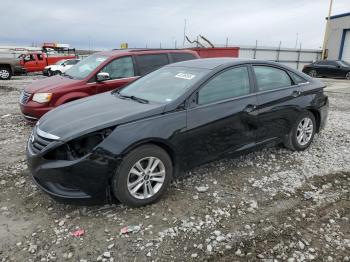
[43,59,80,76]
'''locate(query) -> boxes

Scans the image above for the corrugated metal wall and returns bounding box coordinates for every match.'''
[238,46,322,70]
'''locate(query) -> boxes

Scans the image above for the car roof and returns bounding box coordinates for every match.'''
[95,49,198,58]
[167,57,284,70]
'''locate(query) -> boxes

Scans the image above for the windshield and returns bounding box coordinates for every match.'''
[64,54,108,79]
[338,60,350,67]
[119,66,209,103]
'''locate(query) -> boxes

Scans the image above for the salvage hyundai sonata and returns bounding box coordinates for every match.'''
[26,58,329,206]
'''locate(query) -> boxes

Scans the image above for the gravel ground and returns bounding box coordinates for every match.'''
[0,75,349,262]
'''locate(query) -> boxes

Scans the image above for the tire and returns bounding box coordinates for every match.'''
[0,67,12,80]
[346,72,350,80]
[309,69,317,78]
[111,144,173,207]
[52,70,61,75]
[283,111,316,151]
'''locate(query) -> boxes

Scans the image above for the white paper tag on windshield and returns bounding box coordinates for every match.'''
[96,57,107,62]
[175,73,195,80]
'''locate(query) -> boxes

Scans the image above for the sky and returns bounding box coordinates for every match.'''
[0,0,349,50]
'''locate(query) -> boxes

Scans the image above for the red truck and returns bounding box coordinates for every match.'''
[19,52,76,73]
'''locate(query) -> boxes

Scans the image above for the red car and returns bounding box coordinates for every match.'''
[19,49,199,121]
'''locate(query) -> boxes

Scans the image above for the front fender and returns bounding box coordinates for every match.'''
[98,111,187,173]
[54,92,90,106]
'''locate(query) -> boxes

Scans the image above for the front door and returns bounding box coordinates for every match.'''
[185,66,258,167]
[23,54,38,72]
[96,56,138,93]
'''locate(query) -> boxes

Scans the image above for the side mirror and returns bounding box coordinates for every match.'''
[97,72,110,82]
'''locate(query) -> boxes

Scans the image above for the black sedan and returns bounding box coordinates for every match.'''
[27,58,329,207]
[302,60,350,79]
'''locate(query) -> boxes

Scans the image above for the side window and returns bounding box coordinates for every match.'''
[171,52,197,62]
[289,71,307,84]
[253,66,292,91]
[315,61,326,65]
[100,56,134,80]
[327,61,337,66]
[198,67,250,105]
[65,60,77,65]
[137,54,169,75]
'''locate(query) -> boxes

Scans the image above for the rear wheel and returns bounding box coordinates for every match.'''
[346,72,350,80]
[284,111,316,151]
[52,70,61,75]
[0,67,11,80]
[111,144,173,207]
[309,69,317,78]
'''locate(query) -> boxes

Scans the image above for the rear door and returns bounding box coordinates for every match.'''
[253,65,306,142]
[95,56,138,93]
[185,66,259,167]
[35,54,47,71]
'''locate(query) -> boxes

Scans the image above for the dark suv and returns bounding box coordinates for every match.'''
[19,49,199,121]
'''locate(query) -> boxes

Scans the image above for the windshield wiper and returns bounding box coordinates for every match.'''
[116,92,149,104]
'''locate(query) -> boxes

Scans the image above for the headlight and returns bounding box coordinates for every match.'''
[44,127,115,160]
[32,93,53,103]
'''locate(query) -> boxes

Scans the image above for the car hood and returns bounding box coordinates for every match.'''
[38,92,165,141]
[24,75,82,93]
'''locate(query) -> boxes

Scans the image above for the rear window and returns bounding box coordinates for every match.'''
[137,54,169,75]
[171,52,197,62]
[253,66,292,91]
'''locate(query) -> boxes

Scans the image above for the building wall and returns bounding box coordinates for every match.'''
[326,15,350,60]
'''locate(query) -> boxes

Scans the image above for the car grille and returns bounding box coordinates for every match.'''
[29,129,55,154]
[20,91,31,104]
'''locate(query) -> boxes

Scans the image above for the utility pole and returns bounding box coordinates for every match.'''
[321,0,333,60]
[182,19,187,47]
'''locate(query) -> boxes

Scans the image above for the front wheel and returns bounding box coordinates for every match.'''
[0,67,12,80]
[111,144,173,207]
[283,111,316,151]
[52,70,61,76]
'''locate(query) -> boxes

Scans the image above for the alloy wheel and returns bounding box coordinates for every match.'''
[296,117,314,146]
[309,70,317,78]
[346,72,350,80]
[0,69,10,79]
[127,157,166,199]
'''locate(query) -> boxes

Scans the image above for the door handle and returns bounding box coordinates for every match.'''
[243,104,257,113]
[292,91,301,97]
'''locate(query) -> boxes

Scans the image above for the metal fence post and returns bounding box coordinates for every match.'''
[253,40,258,59]
[297,43,302,70]
[276,41,281,62]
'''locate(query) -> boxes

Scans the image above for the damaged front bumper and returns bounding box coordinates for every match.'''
[26,131,119,205]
